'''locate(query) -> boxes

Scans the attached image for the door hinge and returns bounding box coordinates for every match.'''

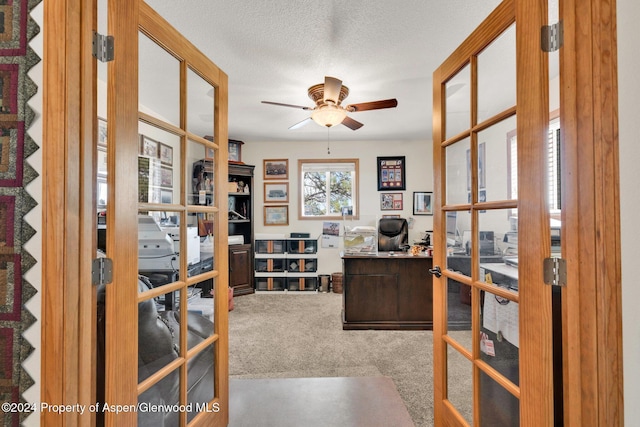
[92,31,114,63]
[92,257,113,286]
[543,257,566,287]
[541,21,564,52]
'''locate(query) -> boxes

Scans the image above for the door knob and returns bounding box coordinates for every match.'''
[429,265,442,278]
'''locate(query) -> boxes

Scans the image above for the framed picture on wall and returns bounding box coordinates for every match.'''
[264,205,289,226]
[413,191,433,215]
[228,139,244,163]
[160,166,173,188]
[380,193,403,210]
[377,156,406,190]
[160,189,173,204]
[264,182,289,203]
[97,148,107,176]
[264,159,288,180]
[98,117,107,147]
[159,143,174,166]
[140,135,159,158]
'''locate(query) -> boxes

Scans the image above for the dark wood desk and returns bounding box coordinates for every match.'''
[341,253,433,330]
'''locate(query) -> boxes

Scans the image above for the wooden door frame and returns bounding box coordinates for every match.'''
[560,0,623,425]
[42,0,232,426]
[42,0,96,425]
[432,0,555,424]
[431,0,622,425]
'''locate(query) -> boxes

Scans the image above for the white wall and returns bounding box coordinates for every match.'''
[618,0,640,423]
[242,138,433,274]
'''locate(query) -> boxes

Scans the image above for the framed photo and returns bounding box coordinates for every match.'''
[467,142,486,190]
[380,193,403,211]
[160,189,173,204]
[377,156,406,190]
[97,147,107,176]
[264,205,289,226]
[264,159,288,180]
[413,191,433,215]
[229,139,244,163]
[203,135,215,159]
[264,182,289,203]
[159,143,174,166]
[160,166,173,188]
[382,214,401,218]
[140,135,159,158]
[98,117,107,147]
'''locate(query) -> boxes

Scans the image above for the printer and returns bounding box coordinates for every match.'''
[138,215,200,272]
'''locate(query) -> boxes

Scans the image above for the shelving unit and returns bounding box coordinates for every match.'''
[254,235,319,292]
[228,163,255,295]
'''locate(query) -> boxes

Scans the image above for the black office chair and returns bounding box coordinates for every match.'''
[378,218,409,252]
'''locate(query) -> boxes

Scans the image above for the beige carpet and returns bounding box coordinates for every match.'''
[228,292,436,427]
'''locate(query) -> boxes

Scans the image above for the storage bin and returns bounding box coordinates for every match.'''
[255,277,286,291]
[255,239,286,254]
[287,277,318,291]
[287,239,318,254]
[255,258,285,272]
[287,258,317,273]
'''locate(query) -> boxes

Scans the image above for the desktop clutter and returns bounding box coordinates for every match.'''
[344,218,433,256]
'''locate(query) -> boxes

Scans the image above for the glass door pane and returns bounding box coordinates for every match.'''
[434,1,555,424]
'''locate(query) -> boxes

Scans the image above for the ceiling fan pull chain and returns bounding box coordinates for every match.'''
[327,128,331,154]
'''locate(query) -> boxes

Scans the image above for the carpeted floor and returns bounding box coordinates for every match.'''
[228,292,437,427]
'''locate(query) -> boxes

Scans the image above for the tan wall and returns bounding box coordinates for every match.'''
[242,138,433,275]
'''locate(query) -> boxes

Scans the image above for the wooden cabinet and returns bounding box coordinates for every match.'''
[342,254,433,330]
[229,244,253,295]
[228,163,255,295]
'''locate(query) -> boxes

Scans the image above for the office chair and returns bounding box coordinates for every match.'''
[378,218,409,252]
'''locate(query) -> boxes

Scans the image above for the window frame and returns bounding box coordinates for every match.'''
[298,158,360,220]
[507,110,561,215]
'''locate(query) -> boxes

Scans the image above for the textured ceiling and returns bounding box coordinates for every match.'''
[143,0,504,143]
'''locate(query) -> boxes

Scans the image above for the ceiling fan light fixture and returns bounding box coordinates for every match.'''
[311,105,347,127]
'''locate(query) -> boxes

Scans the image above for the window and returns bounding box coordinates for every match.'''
[298,159,359,219]
[507,115,561,212]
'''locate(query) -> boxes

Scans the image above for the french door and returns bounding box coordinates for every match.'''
[432,0,555,425]
[100,1,229,426]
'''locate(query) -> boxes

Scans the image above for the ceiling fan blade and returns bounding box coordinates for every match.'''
[262,101,312,110]
[346,98,398,112]
[288,117,313,130]
[341,115,364,130]
[323,76,343,104]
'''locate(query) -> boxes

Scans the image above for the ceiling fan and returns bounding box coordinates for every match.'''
[261,76,398,130]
